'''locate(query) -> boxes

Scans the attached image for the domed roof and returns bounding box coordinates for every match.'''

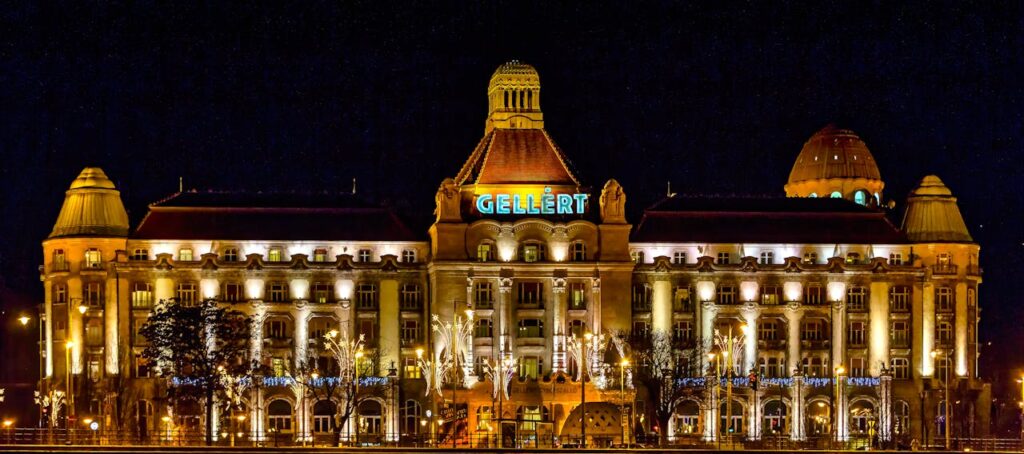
[901,175,973,243]
[49,167,130,239]
[787,125,882,184]
[489,60,540,90]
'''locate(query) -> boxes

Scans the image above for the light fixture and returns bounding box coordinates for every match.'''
[18,315,29,326]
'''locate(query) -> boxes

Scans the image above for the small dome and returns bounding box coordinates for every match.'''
[901,175,973,243]
[49,167,130,238]
[784,125,885,203]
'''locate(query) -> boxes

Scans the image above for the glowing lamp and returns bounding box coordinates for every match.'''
[201,279,219,300]
[245,279,264,300]
[77,304,87,314]
[783,282,802,302]
[336,279,353,300]
[827,282,846,302]
[740,281,759,302]
[696,281,715,302]
[416,348,424,359]
[18,315,29,325]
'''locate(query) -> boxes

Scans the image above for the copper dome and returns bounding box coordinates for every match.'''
[787,125,882,184]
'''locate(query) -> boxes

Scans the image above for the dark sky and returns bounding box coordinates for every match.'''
[1,2,1022,380]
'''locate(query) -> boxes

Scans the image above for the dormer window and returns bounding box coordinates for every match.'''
[357,249,372,263]
[803,252,818,264]
[889,253,903,266]
[222,247,239,262]
[312,248,328,262]
[84,249,102,268]
[178,248,194,261]
[672,251,686,265]
[759,251,774,265]
[130,248,149,261]
[477,243,494,262]
[845,252,860,264]
[267,247,283,262]
[401,249,416,263]
[519,243,546,263]
[716,252,730,265]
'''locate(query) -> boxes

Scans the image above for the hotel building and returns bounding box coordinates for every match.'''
[39,61,988,446]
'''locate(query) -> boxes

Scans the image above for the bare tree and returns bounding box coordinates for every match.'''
[628,330,708,446]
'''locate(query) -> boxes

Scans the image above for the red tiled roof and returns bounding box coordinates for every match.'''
[632,197,907,244]
[455,129,578,185]
[133,192,421,241]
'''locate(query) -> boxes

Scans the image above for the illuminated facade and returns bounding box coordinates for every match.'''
[39,61,988,446]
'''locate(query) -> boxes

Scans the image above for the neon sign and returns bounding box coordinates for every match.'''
[476,187,588,215]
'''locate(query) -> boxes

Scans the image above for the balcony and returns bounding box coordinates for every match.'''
[932,264,958,275]
[475,300,494,310]
[757,339,786,350]
[263,337,293,349]
[966,265,983,276]
[400,301,422,312]
[632,302,651,312]
[80,261,105,273]
[800,339,830,350]
[49,262,70,273]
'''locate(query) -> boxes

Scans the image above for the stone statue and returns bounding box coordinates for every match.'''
[434,178,461,222]
[599,179,627,223]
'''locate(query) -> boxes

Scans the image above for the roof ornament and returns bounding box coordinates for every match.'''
[599,179,627,224]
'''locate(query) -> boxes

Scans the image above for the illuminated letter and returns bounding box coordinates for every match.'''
[541,187,555,214]
[496,194,511,214]
[476,194,494,214]
[512,194,526,214]
[573,194,588,213]
[557,194,573,214]
[526,194,540,214]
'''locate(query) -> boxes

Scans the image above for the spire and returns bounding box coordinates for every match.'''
[485,60,544,133]
[49,167,130,238]
[901,175,973,243]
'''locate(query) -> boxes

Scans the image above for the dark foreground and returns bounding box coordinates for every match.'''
[1,446,1021,454]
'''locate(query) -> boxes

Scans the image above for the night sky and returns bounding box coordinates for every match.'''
[1,2,1022,386]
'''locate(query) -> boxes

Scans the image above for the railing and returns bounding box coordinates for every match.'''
[632,301,651,312]
[932,264,959,275]
[49,262,70,273]
[966,264,983,276]
[80,261,105,271]
[474,300,494,310]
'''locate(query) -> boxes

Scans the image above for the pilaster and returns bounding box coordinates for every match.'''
[784,302,803,377]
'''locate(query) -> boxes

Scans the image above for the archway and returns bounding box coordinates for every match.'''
[719,398,746,436]
[849,399,877,436]
[762,398,788,436]
[267,399,293,435]
[672,399,701,437]
[312,400,337,435]
[806,399,831,436]
[357,399,383,442]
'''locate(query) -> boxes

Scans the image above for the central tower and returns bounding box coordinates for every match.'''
[485,60,544,132]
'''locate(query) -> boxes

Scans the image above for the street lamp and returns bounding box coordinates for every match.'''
[64,341,74,445]
[620,358,630,446]
[834,365,846,444]
[18,315,30,326]
[581,331,593,448]
[161,416,171,444]
[354,349,364,446]
[931,350,952,450]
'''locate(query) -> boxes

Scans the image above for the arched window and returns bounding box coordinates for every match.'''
[267,400,293,433]
[808,192,818,198]
[830,191,842,198]
[854,190,867,205]
[762,400,787,435]
[358,400,383,435]
[401,400,421,434]
[518,242,546,262]
[476,242,494,262]
[894,400,911,436]
[313,400,337,434]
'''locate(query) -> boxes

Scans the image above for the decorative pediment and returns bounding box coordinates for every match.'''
[740,256,759,273]
[245,253,264,271]
[827,257,845,273]
[869,257,889,273]
[696,256,715,273]
[380,254,399,272]
[335,254,354,271]
[783,257,802,273]
[154,253,174,270]
[199,253,219,271]
[652,255,672,273]
[289,253,310,270]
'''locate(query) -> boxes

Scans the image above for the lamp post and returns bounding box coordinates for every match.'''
[354,349,364,446]
[707,351,719,442]
[834,365,845,445]
[620,358,629,446]
[931,350,952,450]
[64,341,74,444]
[581,331,592,448]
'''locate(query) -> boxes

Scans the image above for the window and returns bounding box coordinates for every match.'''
[88,357,101,381]
[358,319,378,343]
[404,359,421,380]
[131,282,153,309]
[267,247,283,262]
[760,251,774,265]
[673,286,693,311]
[716,252,730,265]
[401,249,416,263]
[632,321,650,338]
[801,320,823,341]
[758,356,784,378]
[178,248,194,261]
[52,249,68,271]
[221,282,243,302]
[267,282,288,303]
[803,252,818,264]
[477,242,493,262]
[936,321,953,345]
[308,318,333,341]
[846,286,867,311]
[520,243,546,262]
[673,251,687,265]
[474,318,493,338]
[935,356,951,380]
[850,357,866,377]
[848,322,866,346]
[53,283,67,304]
[889,253,903,266]
[801,356,825,376]
[889,286,910,312]
[475,405,492,431]
[569,282,586,310]
[312,248,328,262]
[474,282,494,309]
[356,283,378,309]
[830,191,842,198]
[937,253,951,267]
[135,354,151,378]
[890,357,910,379]
[84,248,102,268]
[517,405,545,430]
[890,321,909,347]
[936,287,953,312]
[267,320,287,338]
[86,319,103,345]
[401,320,420,344]
[568,319,586,338]
[400,284,421,310]
[758,321,778,341]
[761,286,781,305]
[311,282,332,304]
[673,321,692,342]
[519,356,540,379]
[222,247,239,262]
[85,282,103,307]
[130,248,149,261]
[845,252,861,264]
[632,284,652,311]
[518,319,543,338]
[571,242,587,261]
[267,400,293,432]
[804,284,825,305]
[314,401,338,434]
[854,190,868,205]
[517,282,543,307]
[717,284,736,305]
[631,250,645,264]
[357,249,372,262]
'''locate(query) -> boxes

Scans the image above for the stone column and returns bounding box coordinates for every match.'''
[293,301,310,367]
[955,282,968,376]
[868,282,890,376]
[740,302,760,374]
[105,275,120,375]
[784,302,803,377]
[551,277,567,373]
[920,282,935,376]
[652,275,673,337]
[379,278,400,376]
[836,376,849,441]
[590,276,602,334]
[703,371,718,442]
[879,369,893,442]
[498,278,513,357]
[831,298,846,372]
[789,372,806,441]
[249,301,266,369]
[748,388,763,440]
[700,300,719,372]
[67,277,83,374]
